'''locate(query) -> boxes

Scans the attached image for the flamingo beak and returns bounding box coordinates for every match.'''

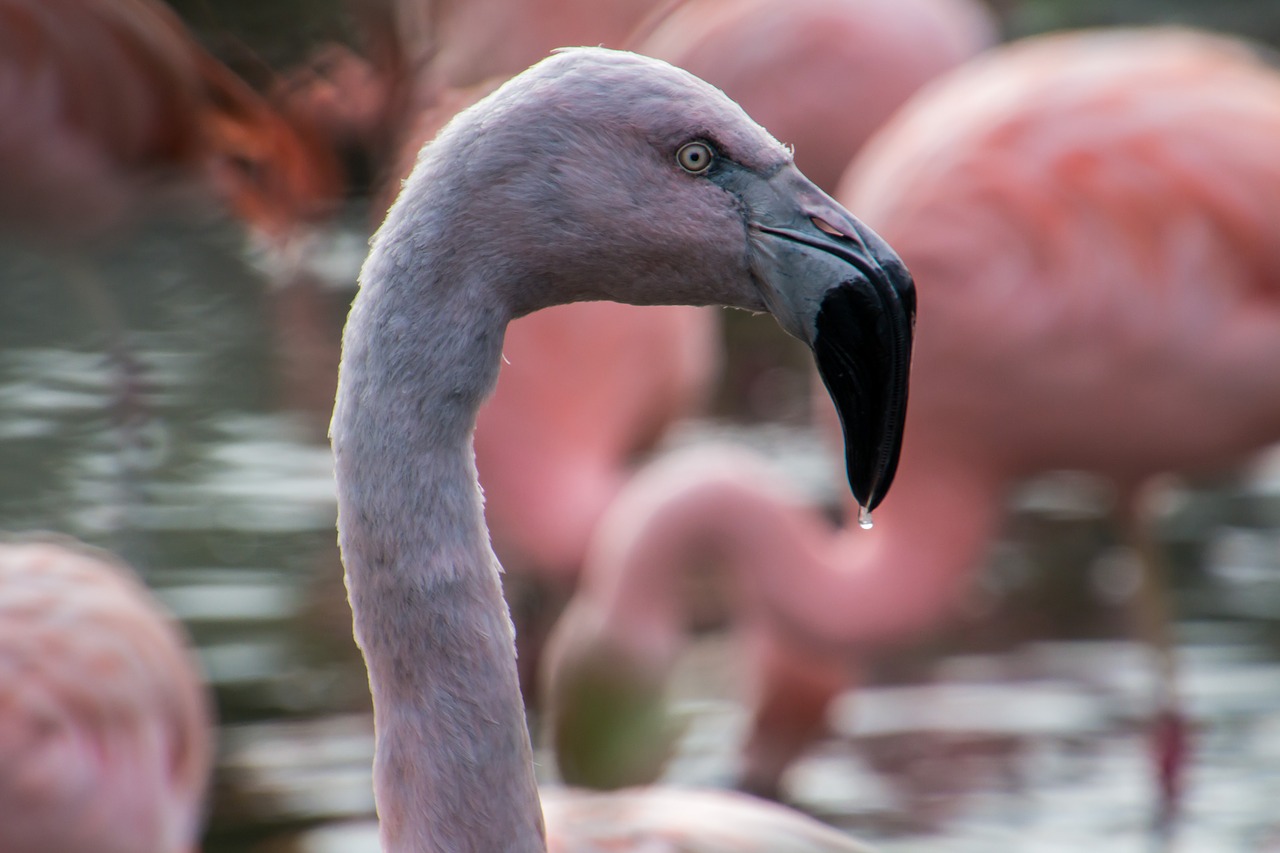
[716,162,916,512]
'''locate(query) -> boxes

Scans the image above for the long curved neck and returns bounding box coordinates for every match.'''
[588,439,1008,656]
[782,437,1009,649]
[331,214,546,852]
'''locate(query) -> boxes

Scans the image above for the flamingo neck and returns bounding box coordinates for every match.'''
[793,440,1009,649]
[331,222,546,852]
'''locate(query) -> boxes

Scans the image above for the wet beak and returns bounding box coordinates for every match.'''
[716,163,916,513]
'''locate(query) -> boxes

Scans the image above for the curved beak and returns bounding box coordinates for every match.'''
[714,162,916,512]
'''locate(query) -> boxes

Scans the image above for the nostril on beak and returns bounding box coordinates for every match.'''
[811,216,844,238]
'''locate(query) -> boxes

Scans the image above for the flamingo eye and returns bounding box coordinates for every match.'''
[676,140,715,174]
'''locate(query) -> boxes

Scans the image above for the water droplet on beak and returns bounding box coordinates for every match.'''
[857,505,874,530]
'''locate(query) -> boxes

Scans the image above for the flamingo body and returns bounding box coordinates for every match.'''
[847,27,1280,481]
[0,538,212,853]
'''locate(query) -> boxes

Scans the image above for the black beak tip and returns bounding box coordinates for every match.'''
[848,433,903,513]
[812,272,914,515]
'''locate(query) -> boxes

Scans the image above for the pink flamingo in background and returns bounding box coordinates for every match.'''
[0,538,212,853]
[330,46,913,851]
[542,27,1280,819]
[287,0,669,186]
[542,442,859,796]
[475,301,719,584]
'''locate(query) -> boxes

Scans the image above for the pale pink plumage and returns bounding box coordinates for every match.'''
[478,302,719,583]
[274,8,727,712]
[543,26,1280,800]
[0,539,212,853]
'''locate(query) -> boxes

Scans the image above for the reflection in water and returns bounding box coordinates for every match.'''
[0,221,359,847]
[3,218,1280,851]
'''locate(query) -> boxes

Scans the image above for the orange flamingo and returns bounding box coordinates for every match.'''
[0,537,212,853]
[330,46,913,850]
[283,0,670,189]
[0,0,340,245]
[543,27,1280,819]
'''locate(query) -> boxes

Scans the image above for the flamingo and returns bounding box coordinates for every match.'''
[0,0,340,245]
[543,26,1280,816]
[304,0,993,701]
[461,0,992,592]
[540,442,858,796]
[275,3,727,701]
[280,43,723,715]
[290,0,993,593]
[281,0,988,723]
[0,537,212,853]
[281,5,721,589]
[329,46,913,851]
